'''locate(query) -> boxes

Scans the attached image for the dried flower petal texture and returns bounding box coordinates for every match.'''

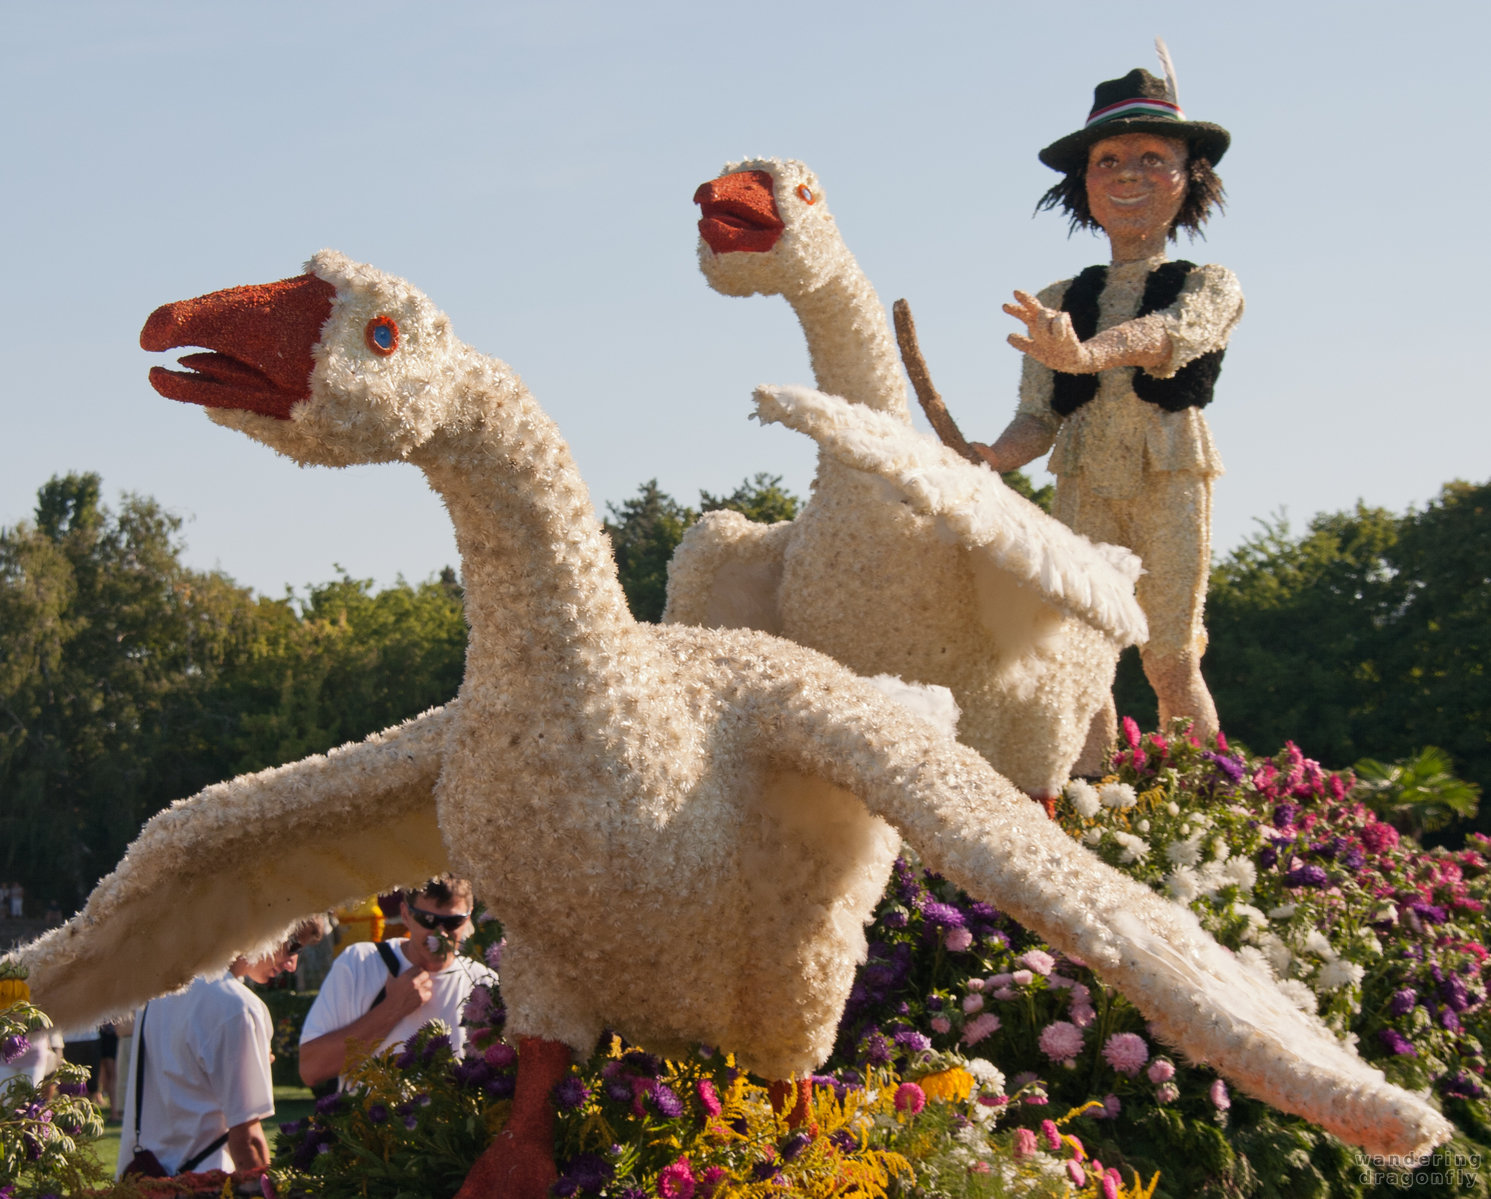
[673,158,1141,799]
[22,251,1452,1161]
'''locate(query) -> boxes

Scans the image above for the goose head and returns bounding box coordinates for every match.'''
[694,157,844,298]
[141,250,467,468]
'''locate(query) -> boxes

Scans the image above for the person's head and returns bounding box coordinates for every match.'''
[1036,64,1228,242]
[401,875,475,968]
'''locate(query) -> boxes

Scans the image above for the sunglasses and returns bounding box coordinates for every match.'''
[407,905,471,934]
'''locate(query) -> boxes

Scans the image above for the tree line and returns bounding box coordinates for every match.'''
[2,470,1486,910]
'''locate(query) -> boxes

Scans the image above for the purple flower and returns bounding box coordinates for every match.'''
[1273,803,1299,830]
[1283,864,1330,889]
[781,1131,812,1160]
[484,1041,517,1069]
[366,1104,388,1125]
[858,1028,893,1066]
[560,1152,613,1192]
[2,1033,29,1064]
[57,1080,87,1097]
[1258,846,1278,868]
[1441,976,1472,1013]
[1377,1028,1418,1057]
[1407,901,1448,925]
[553,1076,591,1110]
[1389,989,1418,1016]
[1442,1072,1485,1100]
[315,1092,345,1115]
[919,900,965,928]
[894,1028,931,1053]
[1204,752,1246,783]
[622,1050,662,1077]
[484,1074,516,1099]
[882,909,908,929]
[647,1083,684,1119]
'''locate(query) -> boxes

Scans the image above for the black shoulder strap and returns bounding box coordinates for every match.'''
[132,1001,148,1152]
[179,1131,230,1173]
[1131,259,1227,412]
[1051,265,1107,416]
[369,941,402,1010]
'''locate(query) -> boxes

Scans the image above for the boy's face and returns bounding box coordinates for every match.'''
[1085,133,1188,243]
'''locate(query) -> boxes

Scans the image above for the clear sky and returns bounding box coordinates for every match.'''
[4,1,1487,597]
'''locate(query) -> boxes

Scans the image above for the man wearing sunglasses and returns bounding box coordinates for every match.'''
[298,875,498,1089]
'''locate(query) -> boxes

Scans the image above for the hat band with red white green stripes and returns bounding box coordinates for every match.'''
[1086,97,1185,128]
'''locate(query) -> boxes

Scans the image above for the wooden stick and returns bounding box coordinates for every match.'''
[892,299,982,466]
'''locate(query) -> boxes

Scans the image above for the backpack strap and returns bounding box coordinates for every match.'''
[369,941,402,1010]
[132,1001,148,1153]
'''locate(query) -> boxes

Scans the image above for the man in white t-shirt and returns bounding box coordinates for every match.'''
[299,876,498,1089]
[116,933,303,1178]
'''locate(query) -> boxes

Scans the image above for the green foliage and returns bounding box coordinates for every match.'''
[604,475,801,622]
[1,971,109,1198]
[1354,747,1482,839]
[999,469,1054,513]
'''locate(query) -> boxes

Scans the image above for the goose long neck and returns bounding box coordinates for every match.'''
[786,263,909,420]
[413,351,638,690]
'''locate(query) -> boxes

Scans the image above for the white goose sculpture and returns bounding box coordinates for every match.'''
[17,252,1448,1197]
[670,158,1142,801]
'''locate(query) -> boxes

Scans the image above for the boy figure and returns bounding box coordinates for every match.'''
[975,54,1241,757]
[299,875,497,1089]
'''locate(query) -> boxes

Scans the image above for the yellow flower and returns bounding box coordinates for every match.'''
[911,1067,973,1104]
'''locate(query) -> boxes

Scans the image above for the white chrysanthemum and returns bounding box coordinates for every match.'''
[1276,978,1319,1014]
[1303,930,1337,960]
[1065,780,1101,819]
[1236,944,1274,980]
[1112,831,1149,863]
[1137,819,1150,833]
[1166,834,1204,868]
[1258,933,1293,976]
[1233,903,1267,928]
[1196,861,1230,899]
[1083,828,1105,847]
[1167,867,1200,903]
[1315,958,1366,993]
[1359,931,1383,957]
[1099,782,1138,810]
[967,1057,1004,1088]
[1166,801,1180,816]
[1211,837,1229,861]
[1268,904,1297,920]
[1223,857,1257,892]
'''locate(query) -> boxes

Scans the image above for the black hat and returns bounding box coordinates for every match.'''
[1038,67,1230,174]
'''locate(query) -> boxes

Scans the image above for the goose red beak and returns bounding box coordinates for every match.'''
[141,273,338,420]
[694,169,784,254]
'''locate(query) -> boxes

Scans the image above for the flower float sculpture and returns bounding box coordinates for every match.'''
[673,158,1145,802]
[17,252,1451,1197]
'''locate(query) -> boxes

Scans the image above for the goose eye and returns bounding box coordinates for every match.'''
[365,316,400,356]
[796,184,816,204]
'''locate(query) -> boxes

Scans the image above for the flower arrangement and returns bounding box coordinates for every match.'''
[831,722,1491,1197]
[0,959,107,1199]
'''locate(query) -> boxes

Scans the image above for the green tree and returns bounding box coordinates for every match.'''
[605,475,801,622]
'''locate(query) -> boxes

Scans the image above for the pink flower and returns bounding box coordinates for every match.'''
[1362,822,1400,853]
[1038,1020,1083,1065]
[987,973,1013,988]
[1021,949,1056,976]
[1101,1093,1121,1118]
[699,1166,727,1198]
[1102,1032,1149,1076]
[944,927,974,952]
[962,1012,1001,1045]
[696,1078,722,1117]
[1146,1058,1175,1084]
[658,1157,696,1199]
[1122,716,1141,750]
[1069,1003,1096,1027]
[1210,1079,1231,1110]
[993,987,1017,1001]
[894,1082,926,1114]
[962,993,984,1014]
[1013,1128,1038,1158]
[1156,1082,1180,1104]
[1011,969,1034,986]
[1066,1160,1087,1186]
[1066,1133,1085,1159]
[930,1016,952,1034]
[1102,1168,1121,1199]
[1040,1118,1061,1151]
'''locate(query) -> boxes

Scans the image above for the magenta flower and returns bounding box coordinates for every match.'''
[1121,716,1141,749]
[1012,1127,1038,1158]
[893,1082,926,1114]
[1101,1168,1121,1199]
[658,1157,696,1199]
[1210,1079,1231,1110]
[1040,1118,1061,1151]
[1361,822,1400,853]
[1067,1160,1087,1186]
[1102,1032,1149,1076]
[1038,1020,1083,1065]
[483,1042,517,1069]
[696,1078,722,1117]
